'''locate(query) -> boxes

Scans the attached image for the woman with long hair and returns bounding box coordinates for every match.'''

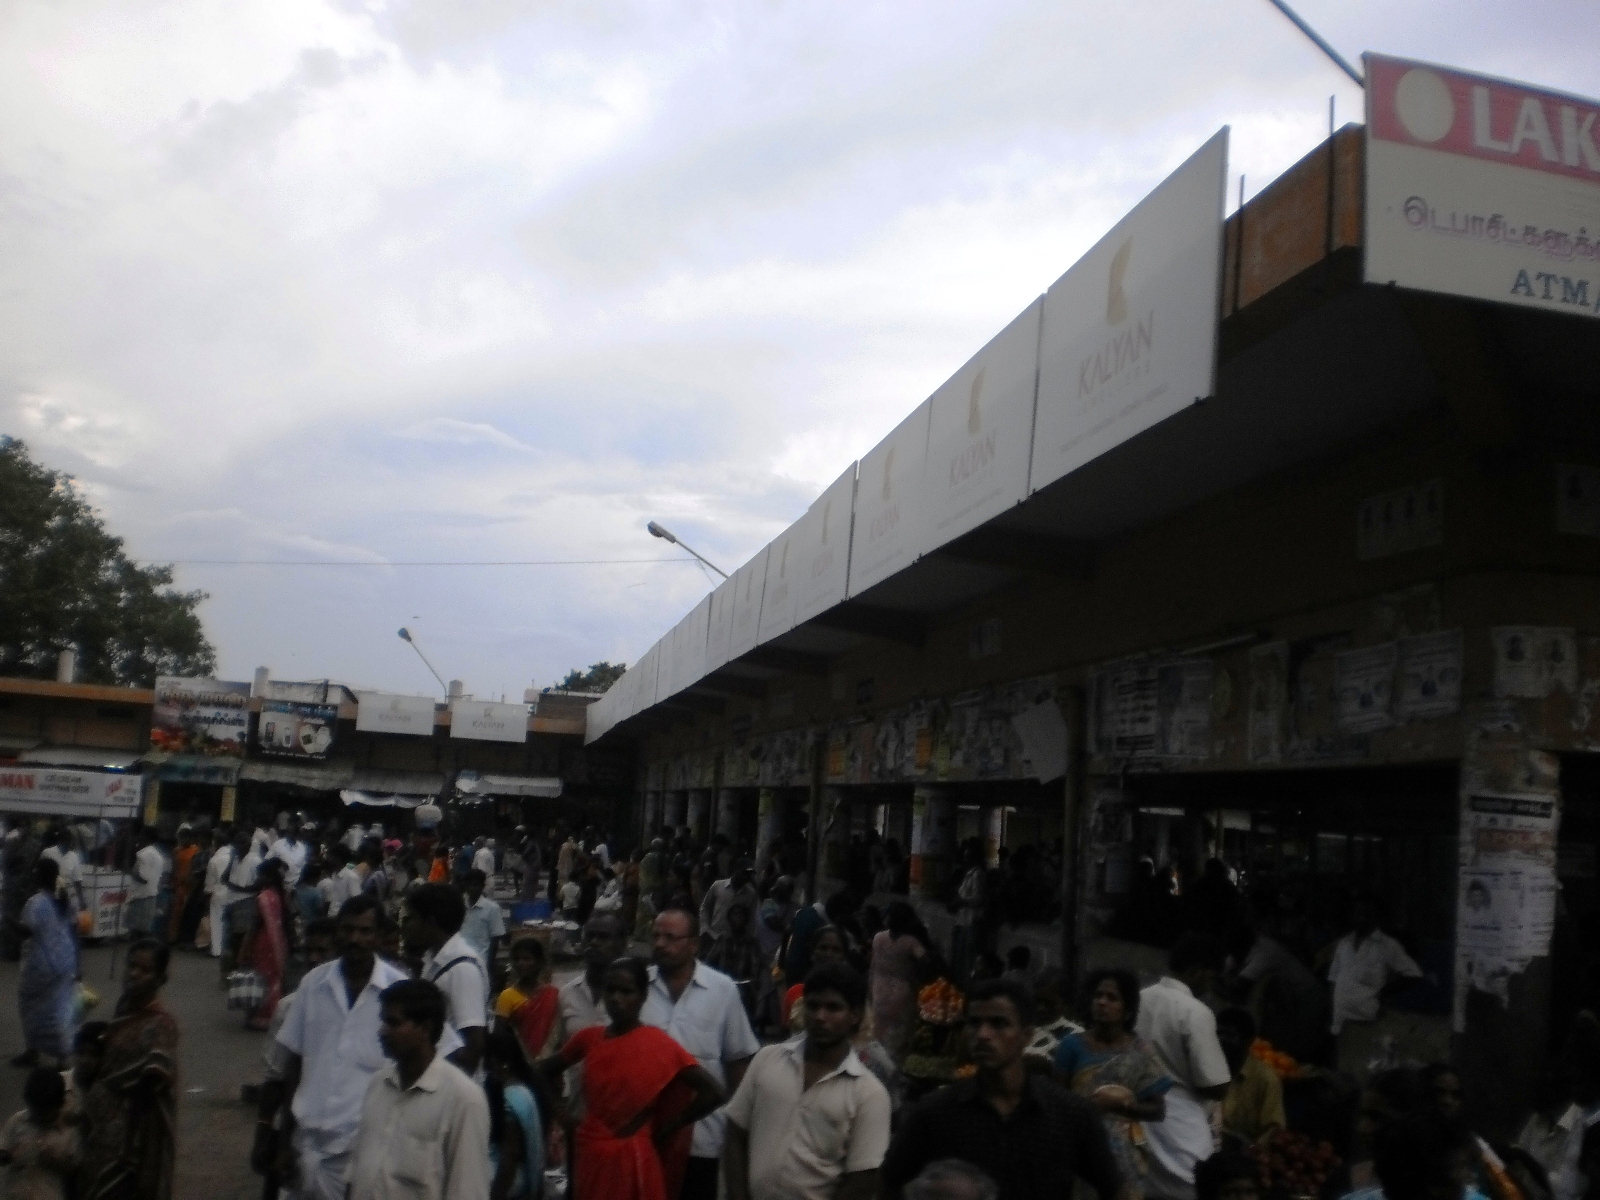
[236,858,291,1030]
[15,858,78,1070]
[541,957,723,1200]
[80,938,178,1200]
[869,901,930,1061]
[1054,969,1171,1199]
[486,1023,546,1200]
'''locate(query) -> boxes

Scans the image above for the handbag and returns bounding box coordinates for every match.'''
[227,970,265,1011]
[227,896,260,937]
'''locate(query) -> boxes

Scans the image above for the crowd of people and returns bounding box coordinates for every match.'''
[6,809,1600,1200]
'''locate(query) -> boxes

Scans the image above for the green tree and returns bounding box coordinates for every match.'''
[0,437,217,686]
[556,661,626,693]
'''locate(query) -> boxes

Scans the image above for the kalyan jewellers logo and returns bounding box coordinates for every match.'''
[1078,239,1154,409]
[948,368,996,491]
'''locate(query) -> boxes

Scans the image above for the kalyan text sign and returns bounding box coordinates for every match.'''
[1365,54,1600,318]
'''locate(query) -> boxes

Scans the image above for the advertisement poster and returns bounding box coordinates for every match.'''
[0,767,141,818]
[1398,630,1464,720]
[1093,658,1212,759]
[355,692,437,737]
[1336,643,1399,734]
[151,676,251,757]
[256,700,338,759]
[848,400,932,597]
[1031,129,1227,492]
[1365,54,1600,319]
[448,699,529,744]
[1492,626,1578,697]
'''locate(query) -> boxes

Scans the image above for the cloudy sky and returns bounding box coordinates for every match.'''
[3,1,1594,700]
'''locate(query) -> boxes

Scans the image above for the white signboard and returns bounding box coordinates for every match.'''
[924,300,1041,549]
[727,547,768,660]
[792,464,858,626]
[757,526,799,645]
[0,767,141,818]
[705,577,736,674]
[355,691,438,736]
[1365,54,1600,318]
[1031,129,1228,493]
[448,698,528,743]
[848,400,931,596]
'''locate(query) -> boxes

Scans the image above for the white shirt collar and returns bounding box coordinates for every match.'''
[780,1036,866,1079]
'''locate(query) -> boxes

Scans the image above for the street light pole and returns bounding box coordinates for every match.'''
[397,627,449,696]
[647,521,729,579]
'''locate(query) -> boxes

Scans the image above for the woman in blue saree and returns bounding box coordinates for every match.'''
[17,858,79,1069]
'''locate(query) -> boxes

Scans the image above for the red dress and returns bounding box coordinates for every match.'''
[560,1024,699,1200]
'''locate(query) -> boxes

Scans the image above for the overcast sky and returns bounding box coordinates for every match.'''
[3,1,1595,700]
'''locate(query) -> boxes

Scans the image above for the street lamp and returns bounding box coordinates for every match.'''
[397,627,449,695]
[647,521,728,579]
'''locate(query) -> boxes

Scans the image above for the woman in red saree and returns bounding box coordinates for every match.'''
[237,859,291,1031]
[81,938,178,1200]
[494,936,561,1059]
[542,957,722,1200]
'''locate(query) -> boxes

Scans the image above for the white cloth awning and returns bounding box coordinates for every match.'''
[238,758,355,791]
[339,790,426,809]
[17,745,142,770]
[349,769,444,797]
[454,773,562,799]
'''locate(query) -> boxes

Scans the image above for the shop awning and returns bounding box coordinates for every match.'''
[142,753,241,785]
[18,746,142,770]
[239,758,356,791]
[339,769,445,809]
[454,772,562,799]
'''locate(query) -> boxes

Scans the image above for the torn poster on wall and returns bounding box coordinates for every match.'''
[1336,643,1398,734]
[1248,642,1288,764]
[1397,630,1463,721]
[1091,658,1213,759]
[1492,627,1578,699]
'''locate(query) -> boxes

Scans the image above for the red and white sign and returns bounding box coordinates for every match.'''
[1365,54,1600,316]
[0,768,141,818]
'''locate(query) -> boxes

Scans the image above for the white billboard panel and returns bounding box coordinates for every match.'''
[355,692,437,736]
[727,547,768,661]
[792,464,858,626]
[705,577,735,674]
[1031,128,1227,493]
[757,526,799,644]
[1365,54,1600,318]
[449,699,529,743]
[923,300,1041,549]
[847,400,931,597]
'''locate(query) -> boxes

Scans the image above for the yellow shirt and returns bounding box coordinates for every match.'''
[1222,1056,1286,1143]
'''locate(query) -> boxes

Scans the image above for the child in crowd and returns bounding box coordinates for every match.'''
[294,863,326,933]
[60,1022,108,1127]
[0,1067,81,1200]
[560,871,582,920]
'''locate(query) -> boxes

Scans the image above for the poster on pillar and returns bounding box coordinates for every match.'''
[1364,54,1600,320]
[1453,707,1562,1030]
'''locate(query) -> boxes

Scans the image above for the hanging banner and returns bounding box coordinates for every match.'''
[355,692,438,736]
[151,676,251,757]
[449,699,529,743]
[256,700,338,759]
[0,768,141,818]
[1365,54,1600,318]
[1031,129,1228,493]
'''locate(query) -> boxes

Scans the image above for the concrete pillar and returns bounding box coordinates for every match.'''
[822,788,851,882]
[687,789,711,844]
[755,788,785,872]
[910,785,956,899]
[664,790,687,832]
[984,805,1005,868]
[714,790,741,844]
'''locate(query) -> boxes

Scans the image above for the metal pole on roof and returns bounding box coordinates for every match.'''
[1262,0,1365,88]
[396,628,450,696]
[646,522,729,579]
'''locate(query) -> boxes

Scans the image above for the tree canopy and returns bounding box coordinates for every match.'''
[0,437,218,687]
[556,661,626,693]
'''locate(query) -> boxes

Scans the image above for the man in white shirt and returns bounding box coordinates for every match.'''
[458,870,506,971]
[274,894,465,1200]
[347,978,489,1200]
[644,907,761,1200]
[216,826,262,969]
[1136,933,1233,1200]
[470,837,495,879]
[404,882,489,1077]
[1327,897,1423,1073]
[268,814,310,889]
[40,827,84,913]
[554,914,626,1120]
[251,819,275,858]
[326,848,362,919]
[700,860,758,944]
[343,823,366,853]
[724,960,890,1200]
[127,827,165,936]
[204,829,233,957]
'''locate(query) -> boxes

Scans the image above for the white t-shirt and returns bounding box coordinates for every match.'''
[41,846,83,888]
[560,880,581,911]
[472,847,495,877]
[423,932,489,1032]
[268,838,309,888]
[1327,929,1423,1032]
[129,845,165,901]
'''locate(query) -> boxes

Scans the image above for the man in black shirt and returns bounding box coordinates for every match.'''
[882,978,1130,1200]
